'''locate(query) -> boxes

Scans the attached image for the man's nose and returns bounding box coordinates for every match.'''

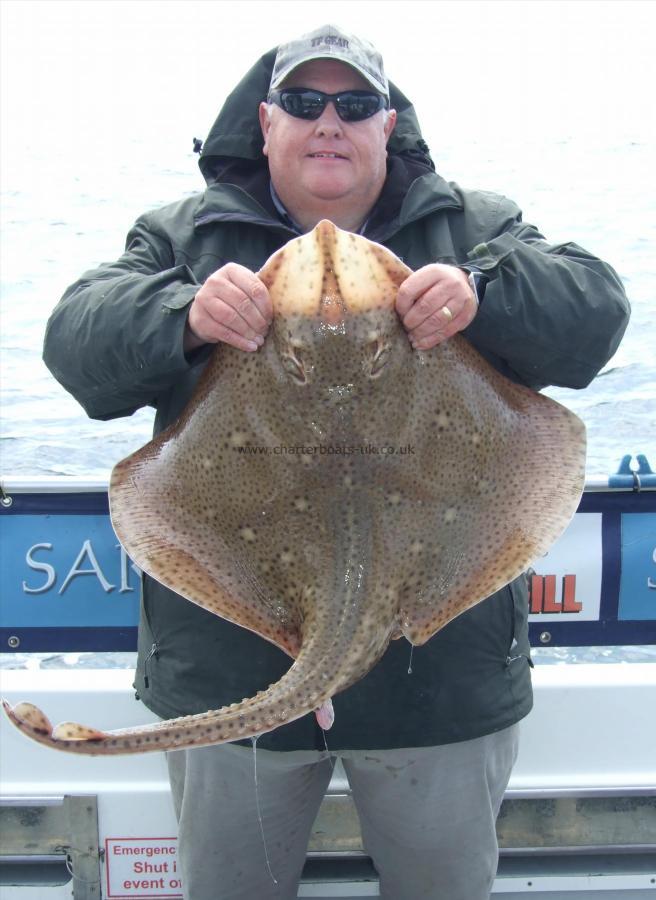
[314,102,344,136]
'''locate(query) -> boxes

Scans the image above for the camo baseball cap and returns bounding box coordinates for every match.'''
[269,24,389,100]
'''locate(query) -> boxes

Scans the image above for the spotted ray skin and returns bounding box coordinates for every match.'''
[4,221,586,754]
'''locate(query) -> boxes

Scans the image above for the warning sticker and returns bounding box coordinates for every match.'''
[105,838,182,899]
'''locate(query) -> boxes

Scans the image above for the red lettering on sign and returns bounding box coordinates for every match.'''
[530,575,543,614]
[123,878,166,890]
[529,574,582,614]
[542,574,561,613]
[562,574,582,613]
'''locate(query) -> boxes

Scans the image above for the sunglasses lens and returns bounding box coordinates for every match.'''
[280,90,325,119]
[273,90,385,122]
[337,93,385,121]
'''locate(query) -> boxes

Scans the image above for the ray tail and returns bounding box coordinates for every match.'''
[2,608,392,756]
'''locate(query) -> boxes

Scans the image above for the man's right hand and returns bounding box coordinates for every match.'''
[184,263,272,353]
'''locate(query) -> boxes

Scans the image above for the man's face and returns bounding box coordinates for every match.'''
[259,59,396,226]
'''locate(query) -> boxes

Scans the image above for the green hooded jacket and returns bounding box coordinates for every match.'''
[43,49,630,751]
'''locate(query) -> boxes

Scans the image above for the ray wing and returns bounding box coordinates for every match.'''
[371,335,585,644]
[110,346,337,658]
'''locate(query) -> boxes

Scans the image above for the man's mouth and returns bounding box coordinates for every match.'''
[308,152,348,159]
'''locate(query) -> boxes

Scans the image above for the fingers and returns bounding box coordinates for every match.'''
[187,263,272,352]
[396,264,477,350]
[408,297,472,350]
[396,266,450,319]
[225,265,272,329]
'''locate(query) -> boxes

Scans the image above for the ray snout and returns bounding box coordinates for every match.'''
[258,219,411,320]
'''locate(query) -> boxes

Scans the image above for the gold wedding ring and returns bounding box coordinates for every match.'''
[442,305,453,323]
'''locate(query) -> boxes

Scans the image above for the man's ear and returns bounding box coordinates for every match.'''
[259,102,272,157]
[384,109,397,143]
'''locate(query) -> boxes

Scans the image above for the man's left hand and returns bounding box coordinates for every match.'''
[396,264,478,350]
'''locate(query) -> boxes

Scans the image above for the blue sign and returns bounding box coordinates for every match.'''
[1,514,140,627]
[618,513,656,621]
[0,491,139,651]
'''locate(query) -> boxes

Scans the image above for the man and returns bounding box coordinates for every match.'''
[43,25,629,900]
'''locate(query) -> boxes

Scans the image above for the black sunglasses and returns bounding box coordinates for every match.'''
[268,88,389,122]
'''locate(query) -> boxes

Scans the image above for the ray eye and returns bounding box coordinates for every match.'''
[367,340,391,377]
[281,352,306,384]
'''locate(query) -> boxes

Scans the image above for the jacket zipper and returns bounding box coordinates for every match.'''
[143,641,160,689]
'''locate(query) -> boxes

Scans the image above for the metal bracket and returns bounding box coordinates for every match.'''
[609,454,656,490]
[0,481,12,509]
[0,795,100,898]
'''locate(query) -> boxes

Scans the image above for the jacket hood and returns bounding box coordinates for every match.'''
[198,47,436,186]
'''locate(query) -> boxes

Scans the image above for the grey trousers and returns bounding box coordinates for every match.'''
[167,723,519,900]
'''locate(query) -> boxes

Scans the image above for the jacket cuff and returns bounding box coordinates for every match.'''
[458,265,489,305]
